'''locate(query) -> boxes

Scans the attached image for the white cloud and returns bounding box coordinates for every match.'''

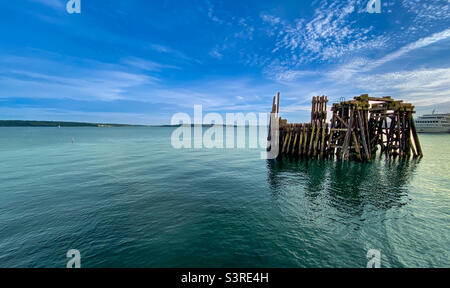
[0,56,158,101]
[274,27,450,87]
[209,48,223,59]
[366,28,450,71]
[29,0,64,10]
[148,78,277,112]
[262,0,386,65]
[206,0,224,24]
[260,13,280,26]
[402,0,450,22]
[122,57,179,71]
[149,44,201,64]
[234,18,255,40]
[353,68,450,106]
[272,70,319,82]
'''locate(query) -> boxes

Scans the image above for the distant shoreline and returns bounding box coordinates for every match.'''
[0,120,262,128]
[0,120,145,127]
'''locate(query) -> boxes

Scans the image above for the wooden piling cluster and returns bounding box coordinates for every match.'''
[268,93,423,161]
[327,95,372,160]
[366,95,423,159]
[272,95,329,158]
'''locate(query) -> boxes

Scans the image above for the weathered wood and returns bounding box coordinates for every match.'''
[267,95,276,142]
[352,132,362,161]
[286,126,292,154]
[342,108,354,160]
[364,110,371,157]
[320,123,326,158]
[336,114,348,128]
[298,125,304,156]
[303,125,308,155]
[396,113,401,157]
[292,127,298,155]
[410,114,423,157]
[308,122,316,157]
[282,131,289,154]
[357,110,370,160]
[276,92,280,114]
[327,112,336,156]
[313,124,320,157]
[268,93,422,161]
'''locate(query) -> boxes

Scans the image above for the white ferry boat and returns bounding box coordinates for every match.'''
[415,112,450,133]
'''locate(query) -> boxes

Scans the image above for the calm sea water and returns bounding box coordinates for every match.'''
[0,127,448,267]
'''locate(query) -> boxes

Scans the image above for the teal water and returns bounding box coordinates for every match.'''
[0,127,448,267]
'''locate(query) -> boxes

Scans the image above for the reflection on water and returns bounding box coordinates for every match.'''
[267,156,419,226]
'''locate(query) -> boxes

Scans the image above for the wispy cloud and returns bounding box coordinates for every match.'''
[206,0,224,24]
[148,78,275,112]
[366,28,450,70]
[0,55,158,101]
[0,53,277,114]
[122,57,180,71]
[272,25,450,83]
[261,0,387,66]
[402,0,450,22]
[209,48,223,59]
[321,28,450,82]
[0,70,156,101]
[353,68,450,106]
[149,44,201,64]
[261,24,450,117]
[29,0,64,10]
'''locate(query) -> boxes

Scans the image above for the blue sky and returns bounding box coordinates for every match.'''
[0,0,449,124]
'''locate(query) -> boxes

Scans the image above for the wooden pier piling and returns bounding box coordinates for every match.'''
[268,93,423,161]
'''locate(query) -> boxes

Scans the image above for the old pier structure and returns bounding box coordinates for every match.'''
[268,93,423,161]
